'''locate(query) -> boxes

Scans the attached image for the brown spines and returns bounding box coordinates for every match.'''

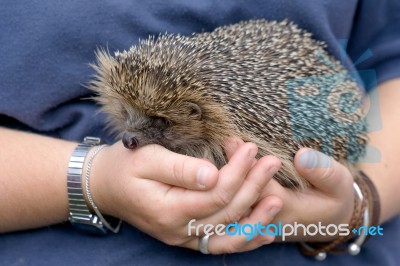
[89,19,368,190]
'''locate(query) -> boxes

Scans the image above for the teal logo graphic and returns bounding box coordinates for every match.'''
[286,40,381,163]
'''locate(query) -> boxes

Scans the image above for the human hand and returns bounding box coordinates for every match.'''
[89,141,282,254]
[225,138,355,242]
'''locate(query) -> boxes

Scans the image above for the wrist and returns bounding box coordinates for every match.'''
[299,172,378,260]
[67,137,122,234]
[89,144,119,218]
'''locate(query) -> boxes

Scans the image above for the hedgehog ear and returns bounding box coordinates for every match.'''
[187,102,202,120]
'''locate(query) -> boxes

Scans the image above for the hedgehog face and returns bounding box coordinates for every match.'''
[90,44,232,165]
[118,99,205,153]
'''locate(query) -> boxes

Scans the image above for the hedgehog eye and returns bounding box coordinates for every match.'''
[120,107,130,122]
[188,102,202,120]
[121,107,129,117]
[151,116,170,128]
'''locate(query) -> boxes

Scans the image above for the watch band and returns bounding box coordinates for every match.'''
[67,136,108,234]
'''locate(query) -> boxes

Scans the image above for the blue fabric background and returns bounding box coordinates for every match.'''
[1,0,399,265]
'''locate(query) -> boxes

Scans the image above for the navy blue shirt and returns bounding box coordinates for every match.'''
[1,0,400,265]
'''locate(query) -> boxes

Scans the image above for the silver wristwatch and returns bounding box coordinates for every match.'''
[67,136,108,234]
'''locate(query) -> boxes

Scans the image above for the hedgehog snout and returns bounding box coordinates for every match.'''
[122,131,139,149]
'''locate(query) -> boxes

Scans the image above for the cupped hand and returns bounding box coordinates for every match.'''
[89,140,282,254]
[225,138,355,242]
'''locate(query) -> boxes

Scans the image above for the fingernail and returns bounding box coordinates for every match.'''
[319,154,333,168]
[270,207,281,218]
[262,238,273,245]
[299,150,333,169]
[298,150,318,168]
[197,165,210,189]
[268,166,279,176]
[248,147,257,159]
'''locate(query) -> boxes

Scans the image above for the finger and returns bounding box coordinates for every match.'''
[260,173,352,229]
[185,196,282,254]
[224,137,245,159]
[207,142,258,211]
[225,137,257,167]
[294,148,354,195]
[177,142,259,218]
[199,155,281,225]
[132,143,219,190]
[234,196,283,251]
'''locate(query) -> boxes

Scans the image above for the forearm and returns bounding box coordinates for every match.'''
[0,127,77,232]
[358,78,400,223]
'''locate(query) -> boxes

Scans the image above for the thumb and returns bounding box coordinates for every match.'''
[294,148,354,195]
[133,144,219,190]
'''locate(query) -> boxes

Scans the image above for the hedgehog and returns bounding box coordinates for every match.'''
[89,20,368,190]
